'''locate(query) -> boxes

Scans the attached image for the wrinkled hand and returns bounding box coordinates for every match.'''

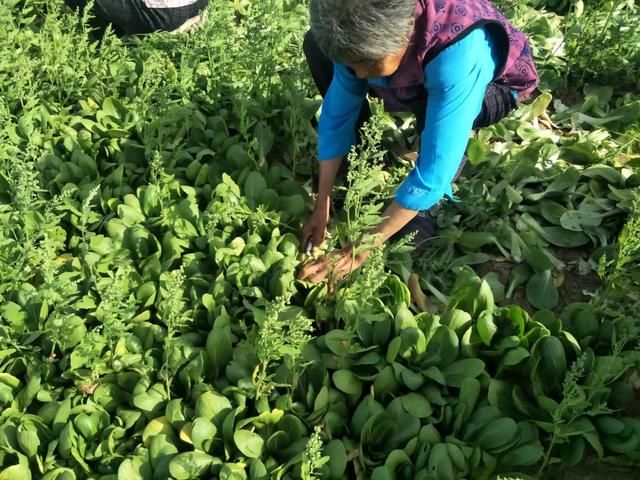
[300,201,330,253]
[298,245,370,293]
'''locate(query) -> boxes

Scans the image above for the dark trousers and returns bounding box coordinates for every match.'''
[65,0,208,35]
[303,30,517,153]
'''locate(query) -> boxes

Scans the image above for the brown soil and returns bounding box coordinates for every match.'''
[552,248,602,310]
[476,248,602,315]
[553,87,585,107]
[546,461,640,480]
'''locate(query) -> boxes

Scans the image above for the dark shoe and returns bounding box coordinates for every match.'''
[391,209,438,254]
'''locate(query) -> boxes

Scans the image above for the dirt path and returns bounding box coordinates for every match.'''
[546,461,639,480]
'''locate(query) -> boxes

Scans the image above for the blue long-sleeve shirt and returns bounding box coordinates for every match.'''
[318,26,506,211]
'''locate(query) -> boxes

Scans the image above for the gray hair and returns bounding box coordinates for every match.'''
[309,0,416,63]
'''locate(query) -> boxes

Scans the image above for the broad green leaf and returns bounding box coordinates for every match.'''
[560,210,603,231]
[584,430,605,459]
[512,385,540,418]
[195,391,232,426]
[206,325,233,379]
[249,459,267,480]
[226,145,251,169]
[324,439,348,479]
[458,378,481,419]
[132,384,166,413]
[466,138,487,165]
[386,336,402,363]
[53,399,71,436]
[149,434,179,475]
[101,96,127,119]
[547,167,580,193]
[449,252,492,269]
[0,373,21,390]
[424,326,459,368]
[169,452,216,479]
[192,417,218,452]
[522,245,553,271]
[0,464,32,480]
[441,309,472,334]
[0,302,25,327]
[117,456,151,480]
[538,226,590,248]
[500,443,544,467]
[41,469,76,480]
[281,194,306,217]
[395,304,418,332]
[442,359,485,387]
[395,364,426,390]
[371,467,394,480]
[386,276,412,307]
[502,347,530,367]
[581,164,622,184]
[517,124,546,141]
[257,188,279,211]
[244,171,267,201]
[594,416,625,436]
[333,369,363,396]
[446,443,466,472]
[561,435,586,466]
[254,121,274,160]
[539,200,567,225]
[499,306,528,337]
[220,462,248,480]
[506,264,531,298]
[583,85,613,105]
[535,336,567,385]
[142,417,174,446]
[384,449,412,471]
[448,269,494,317]
[419,424,442,445]
[523,91,552,120]
[475,417,518,452]
[482,272,505,303]
[325,330,351,356]
[526,270,559,310]
[351,396,384,436]
[457,231,496,249]
[423,366,445,385]
[233,430,264,459]
[488,379,518,417]
[16,424,39,458]
[576,101,640,127]
[400,393,432,418]
[427,443,454,480]
[477,311,497,346]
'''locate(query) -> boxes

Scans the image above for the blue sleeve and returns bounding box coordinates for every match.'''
[317,63,368,161]
[395,27,500,211]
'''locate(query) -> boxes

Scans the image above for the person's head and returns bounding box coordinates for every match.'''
[310,0,416,79]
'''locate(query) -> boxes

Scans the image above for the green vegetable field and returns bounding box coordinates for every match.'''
[1,1,639,479]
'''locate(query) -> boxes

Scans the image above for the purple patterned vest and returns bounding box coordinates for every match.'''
[370,0,539,112]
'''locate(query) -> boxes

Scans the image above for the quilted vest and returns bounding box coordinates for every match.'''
[370,0,539,112]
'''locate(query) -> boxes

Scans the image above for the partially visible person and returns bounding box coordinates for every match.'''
[298,0,539,288]
[65,0,208,35]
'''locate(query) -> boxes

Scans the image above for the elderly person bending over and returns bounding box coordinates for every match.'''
[65,0,208,35]
[299,0,539,286]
